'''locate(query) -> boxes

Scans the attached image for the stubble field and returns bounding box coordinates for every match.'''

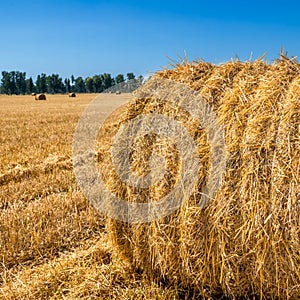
[0,94,184,300]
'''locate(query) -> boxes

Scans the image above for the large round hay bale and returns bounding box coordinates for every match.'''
[69,92,76,97]
[96,57,300,299]
[31,92,36,96]
[35,93,46,100]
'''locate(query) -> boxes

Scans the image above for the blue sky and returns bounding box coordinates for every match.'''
[0,0,300,79]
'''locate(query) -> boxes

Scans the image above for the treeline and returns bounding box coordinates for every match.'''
[0,71,143,94]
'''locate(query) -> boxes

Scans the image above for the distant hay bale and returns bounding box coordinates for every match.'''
[35,94,46,100]
[115,90,121,95]
[31,92,36,96]
[97,57,300,299]
[69,92,76,97]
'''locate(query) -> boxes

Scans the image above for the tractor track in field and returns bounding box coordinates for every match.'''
[0,155,73,186]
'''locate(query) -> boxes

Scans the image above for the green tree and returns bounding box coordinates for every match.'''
[46,75,54,93]
[0,71,144,94]
[126,72,135,81]
[26,77,35,94]
[74,76,86,93]
[137,75,144,84]
[46,74,65,94]
[1,71,11,94]
[36,75,41,93]
[92,75,103,92]
[115,74,125,84]
[15,72,27,94]
[36,73,47,93]
[1,71,28,95]
[85,77,94,93]
[9,71,17,94]
[64,78,71,93]
[101,73,114,90]
[70,75,76,92]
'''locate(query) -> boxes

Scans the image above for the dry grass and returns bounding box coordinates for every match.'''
[0,93,190,300]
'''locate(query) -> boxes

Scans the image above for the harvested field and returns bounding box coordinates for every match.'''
[0,93,172,299]
[1,57,299,299]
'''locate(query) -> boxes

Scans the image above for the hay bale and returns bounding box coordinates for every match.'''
[115,90,121,95]
[69,92,76,97]
[35,94,46,100]
[31,92,36,96]
[97,58,300,299]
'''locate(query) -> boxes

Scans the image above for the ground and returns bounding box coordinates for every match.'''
[0,93,193,300]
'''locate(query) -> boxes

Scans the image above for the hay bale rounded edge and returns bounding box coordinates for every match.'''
[35,93,46,100]
[96,57,300,299]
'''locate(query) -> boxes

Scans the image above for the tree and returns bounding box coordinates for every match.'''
[92,75,102,92]
[64,78,71,93]
[9,71,17,94]
[36,75,41,93]
[85,77,94,93]
[126,72,135,81]
[1,71,11,94]
[15,72,27,94]
[70,75,76,92]
[46,74,65,94]
[101,73,114,90]
[137,75,144,84]
[36,73,47,93]
[0,71,26,95]
[74,76,86,93]
[115,74,125,84]
[26,77,35,94]
[0,70,144,94]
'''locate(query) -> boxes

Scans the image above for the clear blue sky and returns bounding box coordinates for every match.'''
[1,0,300,79]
